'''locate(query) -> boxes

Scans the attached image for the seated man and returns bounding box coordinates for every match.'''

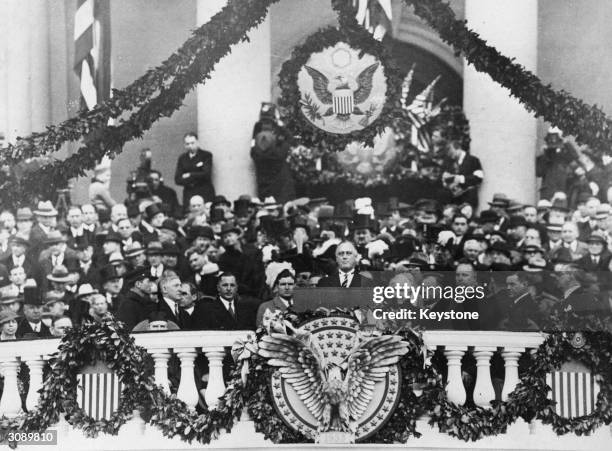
[317,241,374,288]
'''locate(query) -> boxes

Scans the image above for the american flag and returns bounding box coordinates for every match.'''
[74,0,111,110]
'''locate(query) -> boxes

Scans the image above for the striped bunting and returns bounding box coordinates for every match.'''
[77,372,122,420]
[546,371,600,418]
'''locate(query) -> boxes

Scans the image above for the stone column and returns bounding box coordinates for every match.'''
[196,0,271,201]
[29,0,51,133]
[463,0,538,206]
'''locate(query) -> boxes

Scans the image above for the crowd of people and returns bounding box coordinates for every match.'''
[0,128,611,345]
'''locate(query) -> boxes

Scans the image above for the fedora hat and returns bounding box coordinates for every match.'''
[586,232,607,244]
[0,310,20,325]
[550,198,569,212]
[124,242,145,258]
[146,242,164,256]
[478,209,499,224]
[537,199,552,211]
[488,193,510,208]
[9,235,30,248]
[99,264,122,283]
[219,222,241,236]
[44,290,65,306]
[161,242,180,256]
[211,195,231,208]
[16,207,33,221]
[76,283,99,299]
[0,292,22,305]
[34,201,58,217]
[47,265,72,283]
[160,218,179,234]
[44,230,67,246]
[104,231,123,244]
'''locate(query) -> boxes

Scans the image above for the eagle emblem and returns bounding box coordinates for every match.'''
[304,63,379,121]
[296,42,387,134]
[259,320,408,442]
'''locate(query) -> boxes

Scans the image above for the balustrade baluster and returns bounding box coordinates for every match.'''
[204,348,227,409]
[149,349,171,394]
[24,356,45,411]
[444,348,467,405]
[0,357,22,417]
[473,347,496,408]
[176,350,199,409]
[501,348,524,401]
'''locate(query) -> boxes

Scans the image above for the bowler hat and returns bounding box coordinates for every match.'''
[212,195,231,208]
[551,198,569,212]
[488,241,512,258]
[187,225,215,241]
[124,267,151,285]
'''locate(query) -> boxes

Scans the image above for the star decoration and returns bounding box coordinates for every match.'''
[331,350,339,357]
[340,351,348,358]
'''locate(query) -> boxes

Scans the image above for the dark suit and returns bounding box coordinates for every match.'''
[117,289,158,331]
[504,292,540,330]
[150,183,181,218]
[556,286,603,315]
[442,153,483,207]
[16,319,52,339]
[198,297,257,330]
[174,149,215,207]
[157,297,185,328]
[317,271,375,288]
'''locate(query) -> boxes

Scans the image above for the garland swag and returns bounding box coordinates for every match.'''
[1,312,610,447]
[1,0,612,203]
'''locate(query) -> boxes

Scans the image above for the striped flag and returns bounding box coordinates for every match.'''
[547,370,600,417]
[74,0,111,110]
[354,0,393,40]
[78,372,122,421]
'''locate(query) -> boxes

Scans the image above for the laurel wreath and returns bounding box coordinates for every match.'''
[278,24,404,151]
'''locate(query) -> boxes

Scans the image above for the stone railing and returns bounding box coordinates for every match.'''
[0,330,608,450]
[0,330,249,418]
[422,330,545,407]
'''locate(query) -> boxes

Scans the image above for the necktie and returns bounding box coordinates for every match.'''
[228,300,236,319]
[341,274,348,288]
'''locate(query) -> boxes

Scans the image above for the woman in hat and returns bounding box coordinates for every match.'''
[0,310,19,340]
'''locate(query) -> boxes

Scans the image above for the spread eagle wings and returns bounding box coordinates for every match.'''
[353,62,379,104]
[304,62,380,106]
[343,335,409,420]
[304,66,333,105]
[259,333,327,420]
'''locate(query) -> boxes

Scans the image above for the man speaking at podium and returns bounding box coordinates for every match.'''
[317,241,374,288]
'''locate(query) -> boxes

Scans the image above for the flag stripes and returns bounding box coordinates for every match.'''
[78,373,122,420]
[333,91,354,116]
[546,371,600,417]
[74,0,111,110]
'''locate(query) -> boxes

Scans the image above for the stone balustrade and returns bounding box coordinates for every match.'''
[422,330,545,408]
